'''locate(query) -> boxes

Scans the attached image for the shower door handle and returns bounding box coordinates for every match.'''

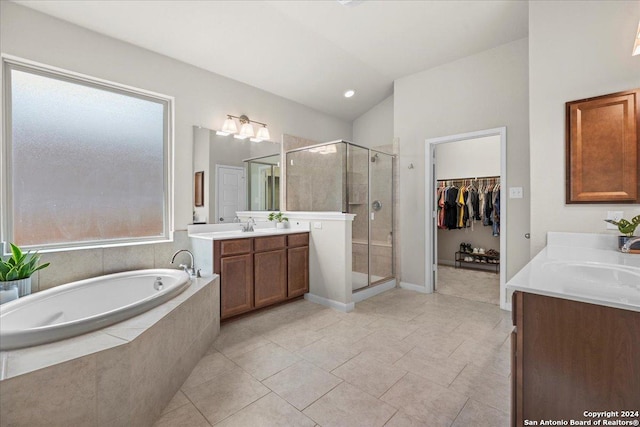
[371,212,375,221]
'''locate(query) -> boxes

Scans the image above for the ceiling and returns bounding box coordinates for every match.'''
[15,0,529,121]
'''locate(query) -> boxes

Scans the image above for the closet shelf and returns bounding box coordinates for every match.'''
[454,251,499,274]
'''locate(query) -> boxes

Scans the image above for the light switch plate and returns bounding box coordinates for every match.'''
[509,187,523,199]
[606,211,623,230]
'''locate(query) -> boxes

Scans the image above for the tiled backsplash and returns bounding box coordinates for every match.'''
[32,231,192,292]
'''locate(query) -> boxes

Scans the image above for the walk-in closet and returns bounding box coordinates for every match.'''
[433,134,502,305]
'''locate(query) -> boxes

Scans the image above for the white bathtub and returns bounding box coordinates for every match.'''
[0,268,190,350]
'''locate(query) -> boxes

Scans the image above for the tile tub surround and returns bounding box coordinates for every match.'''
[154,288,511,427]
[0,275,220,427]
[31,230,193,293]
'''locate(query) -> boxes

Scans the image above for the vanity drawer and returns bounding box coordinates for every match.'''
[255,235,286,252]
[219,238,252,256]
[288,233,309,248]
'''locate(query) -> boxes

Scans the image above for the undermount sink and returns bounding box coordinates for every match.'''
[542,261,640,286]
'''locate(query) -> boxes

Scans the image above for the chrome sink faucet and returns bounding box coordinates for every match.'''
[171,249,197,277]
[242,217,256,232]
[621,236,640,253]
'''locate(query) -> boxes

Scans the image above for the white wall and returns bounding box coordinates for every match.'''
[435,136,500,180]
[0,1,352,232]
[529,1,640,256]
[0,2,351,291]
[352,94,394,149]
[394,38,530,288]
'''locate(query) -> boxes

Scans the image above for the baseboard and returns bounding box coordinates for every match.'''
[399,281,429,293]
[304,293,355,313]
[352,279,396,303]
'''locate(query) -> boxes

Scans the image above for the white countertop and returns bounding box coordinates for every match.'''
[507,232,640,312]
[188,224,310,241]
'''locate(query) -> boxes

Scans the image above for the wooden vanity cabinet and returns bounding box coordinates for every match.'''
[215,232,310,319]
[287,233,310,298]
[254,236,287,308]
[511,291,640,426]
[219,253,253,318]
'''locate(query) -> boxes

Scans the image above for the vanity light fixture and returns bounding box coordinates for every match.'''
[344,89,355,98]
[633,20,640,56]
[216,114,271,142]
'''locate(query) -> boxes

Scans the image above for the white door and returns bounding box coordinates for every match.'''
[216,165,246,223]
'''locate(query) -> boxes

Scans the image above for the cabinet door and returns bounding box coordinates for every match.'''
[566,89,639,203]
[287,246,309,298]
[254,249,287,308]
[220,253,253,319]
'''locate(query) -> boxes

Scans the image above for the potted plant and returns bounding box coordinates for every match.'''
[268,211,289,229]
[0,243,50,298]
[604,214,640,250]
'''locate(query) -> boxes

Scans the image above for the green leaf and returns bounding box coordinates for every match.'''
[0,244,49,280]
[9,243,27,265]
[5,266,19,281]
[31,262,50,273]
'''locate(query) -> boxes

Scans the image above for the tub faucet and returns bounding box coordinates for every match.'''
[621,236,640,253]
[171,249,196,277]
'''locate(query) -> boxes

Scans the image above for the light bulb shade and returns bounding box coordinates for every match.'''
[256,126,270,141]
[240,122,255,138]
[222,117,238,134]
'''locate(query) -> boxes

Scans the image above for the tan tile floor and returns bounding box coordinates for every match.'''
[437,265,500,305]
[154,288,511,427]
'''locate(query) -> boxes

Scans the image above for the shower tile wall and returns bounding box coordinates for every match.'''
[286,143,347,212]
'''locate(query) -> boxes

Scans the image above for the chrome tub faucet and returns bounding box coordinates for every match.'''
[170,249,199,277]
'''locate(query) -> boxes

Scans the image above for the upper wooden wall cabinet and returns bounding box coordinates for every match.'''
[566,89,639,203]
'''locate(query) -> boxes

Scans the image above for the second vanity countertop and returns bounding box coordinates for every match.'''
[507,232,640,312]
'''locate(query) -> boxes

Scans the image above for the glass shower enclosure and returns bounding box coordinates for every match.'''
[286,140,394,291]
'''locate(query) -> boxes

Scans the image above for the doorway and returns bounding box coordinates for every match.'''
[215,165,246,223]
[425,127,508,310]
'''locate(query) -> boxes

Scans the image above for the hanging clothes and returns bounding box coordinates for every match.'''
[492,184,501,237]
[436,176,500,233]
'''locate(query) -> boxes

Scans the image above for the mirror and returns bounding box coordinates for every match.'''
[245,154,280,211]
[192,126,281,224]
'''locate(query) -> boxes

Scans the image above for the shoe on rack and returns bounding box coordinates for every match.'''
[479,248,485,254]
[473,248,479,254]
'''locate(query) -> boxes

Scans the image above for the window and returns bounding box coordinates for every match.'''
[2,57,173,251]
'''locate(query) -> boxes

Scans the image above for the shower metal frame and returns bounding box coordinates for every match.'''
[285,140,396,289]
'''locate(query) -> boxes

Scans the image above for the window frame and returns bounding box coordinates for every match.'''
[1,54,175,253]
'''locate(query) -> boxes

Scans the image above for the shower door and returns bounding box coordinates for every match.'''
[348,145,370,290]
[369,151,394,285]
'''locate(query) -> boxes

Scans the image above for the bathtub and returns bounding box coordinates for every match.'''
[0,268,190,350]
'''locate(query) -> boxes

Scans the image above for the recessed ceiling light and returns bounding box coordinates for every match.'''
[344,89,355,98]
